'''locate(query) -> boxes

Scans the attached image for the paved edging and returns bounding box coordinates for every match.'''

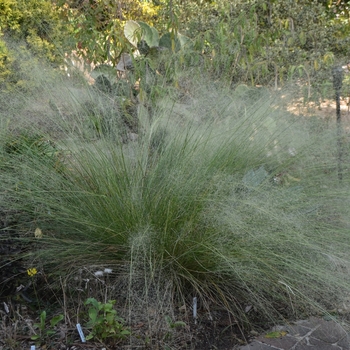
[240,317,350,350]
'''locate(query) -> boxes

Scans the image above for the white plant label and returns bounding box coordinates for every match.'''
[3,302,9,314]
[76,323,86,342]
[193,297,197,324]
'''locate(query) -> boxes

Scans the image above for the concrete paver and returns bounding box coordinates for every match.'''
[239,317,350,350]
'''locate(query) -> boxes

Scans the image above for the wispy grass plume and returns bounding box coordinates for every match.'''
[1,58,350,337]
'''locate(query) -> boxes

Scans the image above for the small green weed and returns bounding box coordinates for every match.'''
[84,298,130,343]
[31,311,64,342]
[163,315,186,342]
[165,315,186,330]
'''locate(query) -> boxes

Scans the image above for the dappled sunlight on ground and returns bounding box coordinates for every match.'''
[284,96,350,133]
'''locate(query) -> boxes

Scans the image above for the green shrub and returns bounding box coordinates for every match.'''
[57,0,161,65]
[0,38,12,81]
[169,0,349,93]
[1,0,70,62]
[84,298,130,343]
[0,0,73,92]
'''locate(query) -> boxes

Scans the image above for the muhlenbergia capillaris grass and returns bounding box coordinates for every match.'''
[1,60,350,335]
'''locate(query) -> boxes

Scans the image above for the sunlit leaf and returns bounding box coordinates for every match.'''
[35,227,43,238]
[265,331,288,338]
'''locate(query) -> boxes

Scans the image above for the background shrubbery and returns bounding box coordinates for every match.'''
[1,0,350,91]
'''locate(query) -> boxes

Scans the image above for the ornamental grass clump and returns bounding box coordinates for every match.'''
[1,65,350,334]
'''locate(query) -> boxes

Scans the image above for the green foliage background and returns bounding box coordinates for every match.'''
[0,0,70,58]
[0,0,72,89]
[0,0,349,89]
[57,0,161,64]
[172,0,350,87]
